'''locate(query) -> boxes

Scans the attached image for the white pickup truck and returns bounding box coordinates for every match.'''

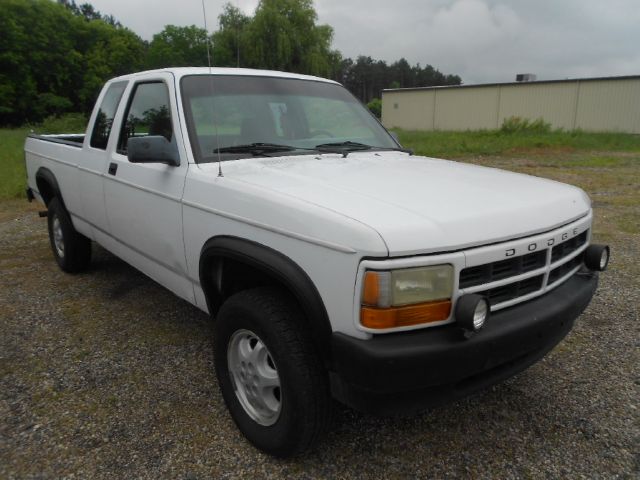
[25,67,609,457]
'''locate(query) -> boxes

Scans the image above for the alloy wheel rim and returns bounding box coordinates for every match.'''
[52,216,65,258]
[227,329,281,426]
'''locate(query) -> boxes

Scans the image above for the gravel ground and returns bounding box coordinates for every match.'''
[1,154,639,479]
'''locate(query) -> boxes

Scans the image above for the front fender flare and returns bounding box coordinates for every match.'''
[199,236,333,365]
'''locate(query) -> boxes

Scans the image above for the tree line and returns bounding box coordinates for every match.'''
[0,0,461,126]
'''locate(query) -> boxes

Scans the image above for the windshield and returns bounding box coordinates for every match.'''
[180,74,398,163]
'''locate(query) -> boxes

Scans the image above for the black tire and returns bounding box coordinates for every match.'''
[47,197,92,273]
[214,287,332,457]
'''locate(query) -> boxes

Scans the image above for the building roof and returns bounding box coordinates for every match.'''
[382,74,640,93]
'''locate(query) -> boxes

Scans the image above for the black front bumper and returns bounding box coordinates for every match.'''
[330,272,598,415]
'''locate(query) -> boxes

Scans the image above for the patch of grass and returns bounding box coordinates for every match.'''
[616,214,639,234]
[0,128,30,199]
[394,129,640,159]
[565,155,630,168]
[501,116,552,134]
[0,114,87,200]
[0,198,36,217]
[36,113,87,134]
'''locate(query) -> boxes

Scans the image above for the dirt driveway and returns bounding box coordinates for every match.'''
[1,152,638,478]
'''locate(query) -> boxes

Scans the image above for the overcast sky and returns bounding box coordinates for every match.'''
[89,0,640,84]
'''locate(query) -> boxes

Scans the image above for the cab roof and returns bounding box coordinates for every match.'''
[111,67,339,85]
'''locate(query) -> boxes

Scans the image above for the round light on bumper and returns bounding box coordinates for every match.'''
[473,299,488,330]
[584,244,610,272]
[455,294,490,335]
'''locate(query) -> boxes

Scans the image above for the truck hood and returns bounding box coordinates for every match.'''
[206,152,591,255]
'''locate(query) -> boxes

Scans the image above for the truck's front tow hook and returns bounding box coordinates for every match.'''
[38,210,48,218]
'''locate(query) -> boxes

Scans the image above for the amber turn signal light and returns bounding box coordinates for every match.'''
[362,271,381,306]
[361,299,452,329]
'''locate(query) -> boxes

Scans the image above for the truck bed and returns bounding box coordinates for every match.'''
[28,133,84,148]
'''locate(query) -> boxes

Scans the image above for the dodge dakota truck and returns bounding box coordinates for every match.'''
[25,67,610,457]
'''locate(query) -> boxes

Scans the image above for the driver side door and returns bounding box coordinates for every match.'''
[102,74,193,303]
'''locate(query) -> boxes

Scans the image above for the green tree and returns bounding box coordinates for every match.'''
[338,56,462,103]
[367,98,382,118]
[241,0,335,76]
[147,25,210,69]
[213,3,250,67]
[0,0,145,125]
[78,22,146,111]
[58,0,121,26]
[0,0,84,124]
[0,0,463,126]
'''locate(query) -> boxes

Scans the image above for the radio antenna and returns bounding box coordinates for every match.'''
[201,0,223,177]
[236,0,240,67]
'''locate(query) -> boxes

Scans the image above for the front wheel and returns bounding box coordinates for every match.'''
[214,287,332,457]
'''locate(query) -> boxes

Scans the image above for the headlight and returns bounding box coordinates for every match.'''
[361,265,454,330]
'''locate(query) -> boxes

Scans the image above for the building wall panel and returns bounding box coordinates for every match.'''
[575,79,640,133]
[433,87,498,130]
[381,90,434,130]
[498,83,578,129]
[381,77,640,134]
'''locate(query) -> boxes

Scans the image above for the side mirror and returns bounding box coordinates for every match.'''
[127,136,180,166]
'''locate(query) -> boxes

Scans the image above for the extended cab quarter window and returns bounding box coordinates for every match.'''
[118,82,173,154]
[90,82,127,149]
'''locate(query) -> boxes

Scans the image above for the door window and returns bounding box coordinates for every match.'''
[90,81,127,150]
[117,82,173,154]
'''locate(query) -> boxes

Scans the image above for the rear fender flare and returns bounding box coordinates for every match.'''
[35,167,64,207]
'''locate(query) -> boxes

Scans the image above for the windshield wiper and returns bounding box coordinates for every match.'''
[315,141,413,157]
[213,142,310,156]
[315,141,372,152]
[383,146,414,155]
[213,141,413,159]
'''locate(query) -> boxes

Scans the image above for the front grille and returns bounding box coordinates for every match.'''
[477,274,544,304]
[460,250,546,288]
[551,231,588,263]
[459,227,589,310]
[549,252,584,284]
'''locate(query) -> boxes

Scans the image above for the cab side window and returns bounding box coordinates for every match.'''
[117,82,173,154]
[90,82,127,150]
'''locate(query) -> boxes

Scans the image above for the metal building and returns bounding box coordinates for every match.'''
[381,75,640,134]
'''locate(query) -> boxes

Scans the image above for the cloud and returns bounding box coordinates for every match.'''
[88,0,640,84]
[317,0,639,82]
[428,0,521,51]
[88,0,258,38]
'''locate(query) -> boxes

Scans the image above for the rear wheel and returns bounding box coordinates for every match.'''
[47,197,91,273]
[214,287,331,457]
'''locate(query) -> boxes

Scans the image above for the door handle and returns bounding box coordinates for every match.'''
[108,162,118,176]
